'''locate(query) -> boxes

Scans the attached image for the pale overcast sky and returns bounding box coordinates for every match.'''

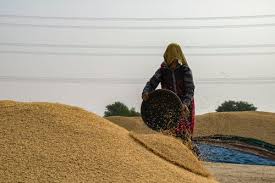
[0,0,275,115]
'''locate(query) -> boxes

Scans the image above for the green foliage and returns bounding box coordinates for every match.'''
[129,107,141,116]
[216,100,257,112]
[104,101,140,117]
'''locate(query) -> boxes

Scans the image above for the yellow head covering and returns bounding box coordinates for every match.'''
[163,43,187,66]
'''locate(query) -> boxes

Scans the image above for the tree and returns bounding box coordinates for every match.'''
[129,107,140,116]
[216,100,257,112]
[104,101,140,117]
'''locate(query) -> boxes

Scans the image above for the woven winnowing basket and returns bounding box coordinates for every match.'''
[141,89,183,131]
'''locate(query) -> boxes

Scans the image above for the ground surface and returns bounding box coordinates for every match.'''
[204,162,275,183]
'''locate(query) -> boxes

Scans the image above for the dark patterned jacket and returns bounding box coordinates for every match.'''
[142,62,195,106]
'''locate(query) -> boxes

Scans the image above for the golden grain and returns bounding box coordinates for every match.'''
[0,101,217,183]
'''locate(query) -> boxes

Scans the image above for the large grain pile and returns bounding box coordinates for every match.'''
[130,132,209,177]
[194,111,275,144]
[107,113,275,183]
[108,112,275,145]
[106,116,153,134]
[0,100,216,183]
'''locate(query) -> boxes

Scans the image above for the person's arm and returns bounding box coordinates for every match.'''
[180,66,195,106]
[142,68,162,99]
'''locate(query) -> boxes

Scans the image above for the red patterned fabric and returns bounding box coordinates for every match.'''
[191,99,195,134]
[175,99,195,136]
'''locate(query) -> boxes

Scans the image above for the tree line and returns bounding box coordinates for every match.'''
[104,100,257,117]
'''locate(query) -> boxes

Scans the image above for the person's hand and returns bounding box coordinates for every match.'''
[181,104,190,117]
[142,92,149,101]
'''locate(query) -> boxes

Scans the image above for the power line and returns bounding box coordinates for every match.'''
[1,22,275,29]
[2,42,275,49]
[1,14,275,21]
[0,50,159,56]
[0,42,163,49]
[0,76,144,84]
[1,50,275,56]
[0,76,274,85]
[188,52,275,56]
